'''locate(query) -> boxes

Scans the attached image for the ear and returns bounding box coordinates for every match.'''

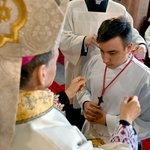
[37,64,47,87]
[125,43,133,53]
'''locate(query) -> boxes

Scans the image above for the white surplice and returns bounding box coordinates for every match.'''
[59,0,147,108]
[10,90,133,150]
[77,54,150,142]
[145,25,150,58]
[10,107,132,150]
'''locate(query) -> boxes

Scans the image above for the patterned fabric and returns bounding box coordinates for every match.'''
[17,90,54,123]
[110,123,138,150]
[0,0,67,56]
[0,1,68,149]
[54,94,65,113]
[17,90,65,124]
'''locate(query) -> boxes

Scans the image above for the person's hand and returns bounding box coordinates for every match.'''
[120,96,141,124]
[65,76,86,100]
[84,101,100,122]
[84,101,106,125]
[132,44,146,60]
[85,34,98,48]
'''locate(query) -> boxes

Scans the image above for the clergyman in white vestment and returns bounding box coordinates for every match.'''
[59,0,147,108]
[77,16,150,143]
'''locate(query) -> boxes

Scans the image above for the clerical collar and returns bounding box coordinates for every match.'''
[95,0,103,5]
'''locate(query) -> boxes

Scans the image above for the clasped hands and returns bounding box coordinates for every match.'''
[84,101,106,125]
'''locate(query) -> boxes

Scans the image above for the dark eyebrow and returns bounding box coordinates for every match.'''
[108,50,117,53]
[99,47,117,53]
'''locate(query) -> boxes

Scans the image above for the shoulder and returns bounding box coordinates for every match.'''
[145,25,150,36]
[88,54,102,65]
[84,54,104,71]
[109,0,125,8]
[132,57,150,76]
[108,0,127,12]
[69,0,85,8]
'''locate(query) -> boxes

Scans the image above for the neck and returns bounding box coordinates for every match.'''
[20,82,45,91]
[20,86,39,91]
[116,53,133,69]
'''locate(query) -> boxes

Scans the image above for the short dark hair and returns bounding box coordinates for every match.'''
[97,16,132,47]
[20,51,54,88]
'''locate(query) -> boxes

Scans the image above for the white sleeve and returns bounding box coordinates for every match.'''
[77,58,92,113]
[133,74,150,140]
[145,26,150,46]
[106,114,120,136]
[110,122,138,150]
[124,10,147,47]
[145,26,150,57]
[59,2,85,66]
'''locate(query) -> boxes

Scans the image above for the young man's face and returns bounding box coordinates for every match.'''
[98,36,132,69]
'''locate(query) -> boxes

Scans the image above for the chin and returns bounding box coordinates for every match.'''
[106,64,113,68]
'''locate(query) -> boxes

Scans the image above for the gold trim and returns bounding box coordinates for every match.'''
[16,90,54,124]
[89,138,105,147]
[0,0,10,22]
[0,0,27,47]
[16,106,53,124]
